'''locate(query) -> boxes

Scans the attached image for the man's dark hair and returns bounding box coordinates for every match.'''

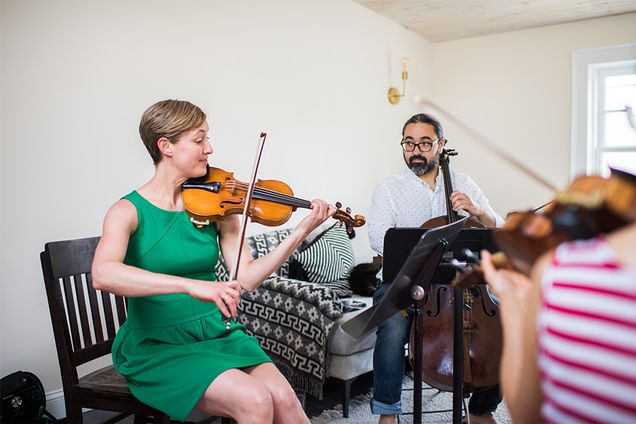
[401,113,444,138]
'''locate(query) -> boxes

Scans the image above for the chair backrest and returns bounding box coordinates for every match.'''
[41,236,128,388]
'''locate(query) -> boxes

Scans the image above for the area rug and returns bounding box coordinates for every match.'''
[310,375,512,424]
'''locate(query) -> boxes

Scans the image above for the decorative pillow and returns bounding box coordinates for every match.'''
[293,223,355,284]
[246,228,294,277]
[321,278,353,298]
[215,227,294,280]
[246,228,293,259]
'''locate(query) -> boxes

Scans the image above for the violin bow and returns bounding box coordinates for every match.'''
[414,97,559,194]
[224,132,267,328]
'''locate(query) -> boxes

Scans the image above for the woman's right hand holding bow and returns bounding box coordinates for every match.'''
[188,279,242,318]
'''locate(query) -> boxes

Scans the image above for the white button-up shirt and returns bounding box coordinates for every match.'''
[368,168,504,255]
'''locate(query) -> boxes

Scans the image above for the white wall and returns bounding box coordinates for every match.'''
[2,0,635,413]
[430,13,636,215]
[0,0,432,401]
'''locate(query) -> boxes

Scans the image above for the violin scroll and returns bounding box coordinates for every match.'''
[333,201,366,235]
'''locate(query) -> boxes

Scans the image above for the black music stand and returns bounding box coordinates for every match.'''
[380,225,497,424]
[341,218,466,424]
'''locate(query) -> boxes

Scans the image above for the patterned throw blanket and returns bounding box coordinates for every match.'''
[237,276,344,398]
[216,227,348,398]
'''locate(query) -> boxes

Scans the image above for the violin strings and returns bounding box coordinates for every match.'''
[226,181,307,207]
[224,181,311,209]
[252,187,311,208]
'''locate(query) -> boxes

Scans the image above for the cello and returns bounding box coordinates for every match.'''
[419,148,486,229]
[409,147,503,393]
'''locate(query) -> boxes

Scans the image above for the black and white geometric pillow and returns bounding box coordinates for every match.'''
[294,223,355,284]
[246,228,294,277]
[246,228,292,258]
[215,228,294,280]
[320,278,353,298]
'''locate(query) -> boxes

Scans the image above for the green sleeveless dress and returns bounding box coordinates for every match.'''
[111,191,271,421]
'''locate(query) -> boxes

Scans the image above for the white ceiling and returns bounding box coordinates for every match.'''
[352,0,636,42]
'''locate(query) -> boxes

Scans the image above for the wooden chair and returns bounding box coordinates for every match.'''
[41,236,224,424]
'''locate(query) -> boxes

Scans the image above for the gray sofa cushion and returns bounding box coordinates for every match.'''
[328,295,376,355]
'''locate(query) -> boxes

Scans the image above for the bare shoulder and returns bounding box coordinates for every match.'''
[102,198,138,235]
[93,199,139,263]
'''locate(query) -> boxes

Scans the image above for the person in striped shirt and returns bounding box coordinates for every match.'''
[481,177,636,423]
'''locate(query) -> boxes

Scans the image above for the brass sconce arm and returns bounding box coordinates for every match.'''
[388,58,409,105]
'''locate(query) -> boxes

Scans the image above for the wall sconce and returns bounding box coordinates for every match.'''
[388,58,409,105]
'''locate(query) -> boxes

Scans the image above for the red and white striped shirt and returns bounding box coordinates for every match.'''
[538,237,636,423]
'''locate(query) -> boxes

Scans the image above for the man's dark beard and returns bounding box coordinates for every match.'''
[407,154,438,176]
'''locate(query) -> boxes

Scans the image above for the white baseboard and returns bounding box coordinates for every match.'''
[46,388,66,420]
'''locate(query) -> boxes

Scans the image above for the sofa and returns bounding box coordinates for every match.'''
[215,223,377,417]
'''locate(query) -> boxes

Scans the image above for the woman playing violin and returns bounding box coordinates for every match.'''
[92,99,335,423]
[481,169,636,423]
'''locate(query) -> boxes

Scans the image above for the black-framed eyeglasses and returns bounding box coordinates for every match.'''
[400,137,441,152]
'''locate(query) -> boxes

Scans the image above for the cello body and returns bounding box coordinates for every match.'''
[410,283,502,392]
[410,148,503,393]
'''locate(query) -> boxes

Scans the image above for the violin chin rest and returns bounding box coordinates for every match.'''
[189,217,211,227]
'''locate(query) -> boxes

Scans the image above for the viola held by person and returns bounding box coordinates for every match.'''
[181,165,366,233]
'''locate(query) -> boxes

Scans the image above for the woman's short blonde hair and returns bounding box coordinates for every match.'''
[139,100,207,164]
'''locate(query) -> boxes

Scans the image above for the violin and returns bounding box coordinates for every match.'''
[453,167,636,288]
[181,166,366,233]
[497,169,636,272]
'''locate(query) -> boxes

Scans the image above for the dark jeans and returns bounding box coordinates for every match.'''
[370,281,502,416]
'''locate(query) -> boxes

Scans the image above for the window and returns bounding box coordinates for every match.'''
[571,44,636,178]
[590,63,636,177]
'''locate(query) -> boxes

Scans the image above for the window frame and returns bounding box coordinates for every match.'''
[571,44,636,179]
[591,63,636,175]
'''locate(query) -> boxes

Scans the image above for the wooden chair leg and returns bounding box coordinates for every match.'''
[66,405,83,424]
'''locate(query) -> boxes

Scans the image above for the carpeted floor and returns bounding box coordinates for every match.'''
[83,372,511,424]
[309,372,512,424]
